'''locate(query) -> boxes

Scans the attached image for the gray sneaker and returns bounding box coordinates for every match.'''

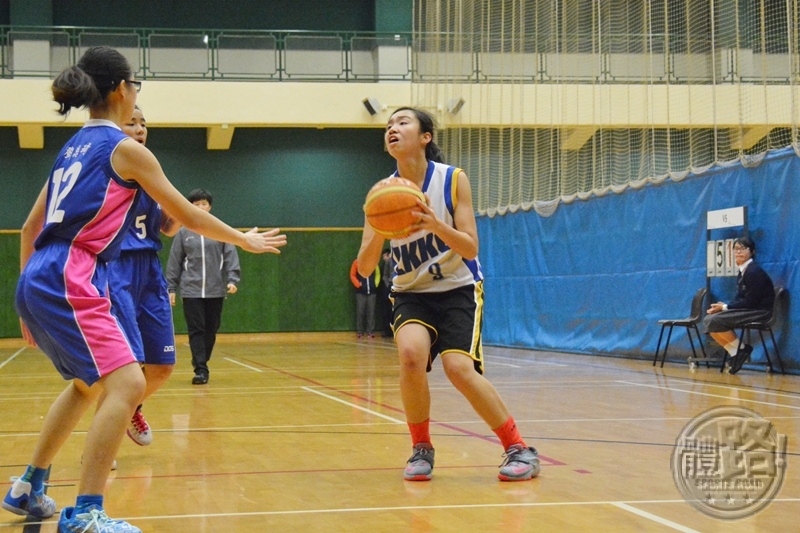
[404,443,435,481]
[498,444,541,481]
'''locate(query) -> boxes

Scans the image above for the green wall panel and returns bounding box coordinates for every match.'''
[1,0,12,25]
[1,229,365,338]
[0,234,19,336]
[10,0,51,25]
[0,126,395,229]
[51,0,376,31]
[375,0,412,33]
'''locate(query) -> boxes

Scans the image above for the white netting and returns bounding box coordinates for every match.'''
[411,0,799,217]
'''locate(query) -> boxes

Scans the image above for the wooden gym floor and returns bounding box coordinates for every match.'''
[0,332,797,532]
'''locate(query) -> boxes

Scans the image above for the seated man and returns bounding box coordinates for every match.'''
[703,237,774,374]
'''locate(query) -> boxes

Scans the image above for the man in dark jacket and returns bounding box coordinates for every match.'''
[703,237,774,374]
[166,189,241,384]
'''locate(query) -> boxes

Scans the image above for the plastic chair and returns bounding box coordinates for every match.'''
[653,288,708,368]
[722,287,787,374]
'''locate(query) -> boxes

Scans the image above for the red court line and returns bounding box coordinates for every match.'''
[240,357,567,467]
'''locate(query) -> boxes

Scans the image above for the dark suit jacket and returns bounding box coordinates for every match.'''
[728,261,774,311]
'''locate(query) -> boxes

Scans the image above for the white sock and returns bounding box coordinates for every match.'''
[724,340,740,356]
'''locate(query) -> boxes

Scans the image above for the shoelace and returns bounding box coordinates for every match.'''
[499,446,525,467]
[131,411,149,434]
[79,508,112,532]
[410,447,432,463]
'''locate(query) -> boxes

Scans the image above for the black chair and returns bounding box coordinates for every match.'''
[653,288,708,368]
[723,287,787,374]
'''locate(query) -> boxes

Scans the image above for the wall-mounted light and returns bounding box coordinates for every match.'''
[362,97,384,116]
[447,97,466,115]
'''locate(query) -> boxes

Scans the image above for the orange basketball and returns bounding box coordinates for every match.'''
[364,177,425,238]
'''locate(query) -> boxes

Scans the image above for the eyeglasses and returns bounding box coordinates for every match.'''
[733,246,749,252]
[128,80,142,93]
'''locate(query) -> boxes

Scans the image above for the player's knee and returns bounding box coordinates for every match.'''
[107,364,147,404]
[145,364,174,382]
[127,372,147,402]
[441,354,473,386]
[398,347,427,374]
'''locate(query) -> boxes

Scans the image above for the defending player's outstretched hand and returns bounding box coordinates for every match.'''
[242,227,287,254]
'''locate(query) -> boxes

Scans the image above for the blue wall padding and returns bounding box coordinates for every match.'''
[477,148,800,372]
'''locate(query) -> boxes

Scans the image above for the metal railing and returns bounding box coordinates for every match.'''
[0,26,414,82]
[0,26,795,84]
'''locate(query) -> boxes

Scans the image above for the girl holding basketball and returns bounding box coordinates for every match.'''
[3,46,286,532]
[357,107,540,482]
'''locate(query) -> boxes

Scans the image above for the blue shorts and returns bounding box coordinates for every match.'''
[16,242,138,386]
[108,250,176,365]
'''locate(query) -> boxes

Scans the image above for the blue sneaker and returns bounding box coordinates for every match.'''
[2,479,56,518]
[58,505,141,533]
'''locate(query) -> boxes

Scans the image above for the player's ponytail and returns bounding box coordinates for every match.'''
[425,139,445,164]
[51,46,132,116]
[52,66,101,116]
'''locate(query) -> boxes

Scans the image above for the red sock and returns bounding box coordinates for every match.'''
[493,416,526,450]
[408,419,431,446]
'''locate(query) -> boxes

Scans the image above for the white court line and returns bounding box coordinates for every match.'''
[223,357,263,372]
[620,381,800,410]
[669,379,800,401]
[7,414,800,439]
[0,347,25,370]
[3,498,799,527]
[485,354,568,366]
[301,386,405,424]
[338,340,397,351]
[611,503,701,533]
[0,421,407,439]
[488,361,521,368]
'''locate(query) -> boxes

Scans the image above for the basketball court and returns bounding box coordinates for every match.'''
[1,333,796,532]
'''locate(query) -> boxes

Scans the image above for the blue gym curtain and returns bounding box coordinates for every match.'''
[478,148,800,373]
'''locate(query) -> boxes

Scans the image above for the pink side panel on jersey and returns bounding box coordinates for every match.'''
[75,179,138,255]
[65,180,138,377]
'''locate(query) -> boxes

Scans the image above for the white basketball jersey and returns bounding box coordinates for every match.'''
[390,161,483,293]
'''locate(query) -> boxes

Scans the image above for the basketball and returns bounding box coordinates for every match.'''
[363,177,426,238]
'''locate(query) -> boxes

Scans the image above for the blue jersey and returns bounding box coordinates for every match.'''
[120,193,164,252]
[35,119,140,263]
[17,119,142,385]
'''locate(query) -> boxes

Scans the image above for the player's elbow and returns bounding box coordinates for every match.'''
[161,220,182,237]
[460,242,479,261]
